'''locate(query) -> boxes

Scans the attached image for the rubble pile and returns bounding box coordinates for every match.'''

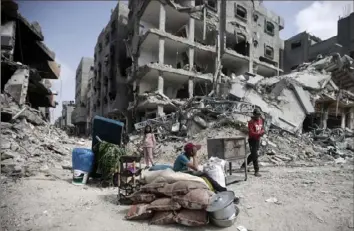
[259,129,354,166]
[129,54,354,166]
[1,94,90,178]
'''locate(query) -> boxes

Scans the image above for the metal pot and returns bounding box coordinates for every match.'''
[206,191,236,220]
[210,205,240,228]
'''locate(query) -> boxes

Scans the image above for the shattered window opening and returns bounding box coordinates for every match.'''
[264,45,274,59]
[265,21,275,36]
[105,33,110,46]
[109,91,116,101]
[235,4,247,21]
[291,41,301,50]
[110,20,117,33]
[195,0,203,6]
[98,43,102,52]
[253,14,259,22]
[207,0,217,11]
[120,15,128,25]
[104,55,109,66]
[350,51,354,59]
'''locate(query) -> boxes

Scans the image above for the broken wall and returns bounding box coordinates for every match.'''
[4,68,29,105]
[1,21,16,59]
[225,1,284,67]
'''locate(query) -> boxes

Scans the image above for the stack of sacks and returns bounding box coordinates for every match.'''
[125,179,215,227]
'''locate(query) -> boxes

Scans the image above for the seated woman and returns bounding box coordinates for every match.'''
[173,143,227,192]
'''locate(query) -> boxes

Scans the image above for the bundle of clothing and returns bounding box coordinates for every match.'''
[125,171,215,226]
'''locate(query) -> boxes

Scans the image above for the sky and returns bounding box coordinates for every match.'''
[17,1,354,123]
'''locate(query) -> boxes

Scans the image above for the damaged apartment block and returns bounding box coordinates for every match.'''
[124,0,284,129]
[1,0,60,122]
[92,2,131,130]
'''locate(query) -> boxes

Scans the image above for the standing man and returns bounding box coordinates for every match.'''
[241,108,264,177]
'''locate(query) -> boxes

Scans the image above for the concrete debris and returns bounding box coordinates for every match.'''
[127,54,353,166]
[265,197,278,203]
[1,96,90,178]
[237,226,248,231]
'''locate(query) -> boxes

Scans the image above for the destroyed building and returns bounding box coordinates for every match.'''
[284,12,354,74]
[59,101,75,133]
[1,0,60,122]
[124,0,284,129]
[92,2,131,124]
[85,72,94,136]
[72,57,94,136]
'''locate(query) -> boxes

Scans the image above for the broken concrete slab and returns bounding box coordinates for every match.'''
[246,75,264,88]
[4,68,29,105]
[292,83,315,114]
[229,80,247,99]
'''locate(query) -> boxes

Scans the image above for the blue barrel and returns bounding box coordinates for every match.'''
[72,148,95,173]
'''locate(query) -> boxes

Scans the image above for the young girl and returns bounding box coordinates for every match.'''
[142,125,156,168]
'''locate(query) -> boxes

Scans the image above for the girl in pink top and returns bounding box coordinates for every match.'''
[142,125,156,168]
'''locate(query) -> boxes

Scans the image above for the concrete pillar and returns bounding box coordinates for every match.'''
[188,8,195,99]
[157,3,166,118]
[158,71,164,94]
[159,3,166,32]
[341,109,346,129]
[157,70,164,117]
[188,15,195,70]
[248,38,254,74]
[322,104,329,129]
[349,107,354,130]
[188,77,194,98]
[157,105,164,117]
[158,3,165,64]
[159,38,165,64]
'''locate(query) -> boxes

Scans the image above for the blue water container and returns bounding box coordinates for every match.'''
[72,148,95,173]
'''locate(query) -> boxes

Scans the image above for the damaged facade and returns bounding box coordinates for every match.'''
[1,0,60,122]
[89,0,353,140]
[72,57,94,136]
[92,2,131,126]
[284,12,354,74]
[56,101,76,134]
[124,0,284,129]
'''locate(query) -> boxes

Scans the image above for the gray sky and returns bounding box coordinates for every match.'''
[17,1,354,122]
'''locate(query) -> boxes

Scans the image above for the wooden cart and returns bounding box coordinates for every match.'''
[207,136,248,184]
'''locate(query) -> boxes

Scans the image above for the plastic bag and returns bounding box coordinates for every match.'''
[203,157,226,188]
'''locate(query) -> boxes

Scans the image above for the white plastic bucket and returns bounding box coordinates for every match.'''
[72,169,89,185]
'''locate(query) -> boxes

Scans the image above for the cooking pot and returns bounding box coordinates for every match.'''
[206,191,236,220]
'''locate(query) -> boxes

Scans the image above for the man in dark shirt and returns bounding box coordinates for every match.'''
[241,108,265,177]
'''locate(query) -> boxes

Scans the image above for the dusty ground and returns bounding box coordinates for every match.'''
[1,165,353,231]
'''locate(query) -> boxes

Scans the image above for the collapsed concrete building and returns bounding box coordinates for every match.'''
[89,0,353,139]
[1,0,60,122]
[124,0,284,129]
[72,57,94,136]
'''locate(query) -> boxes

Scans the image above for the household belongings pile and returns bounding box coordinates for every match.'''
[124,168,238,227]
